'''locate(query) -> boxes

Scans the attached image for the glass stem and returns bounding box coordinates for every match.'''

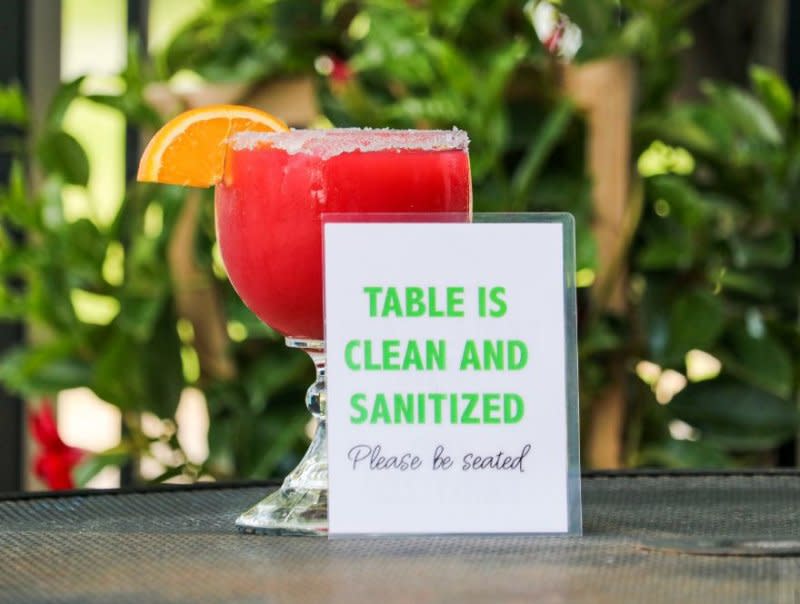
[283,339,327,492]
[235,338,329,534]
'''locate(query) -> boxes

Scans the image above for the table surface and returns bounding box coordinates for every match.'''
[1,471,799,603]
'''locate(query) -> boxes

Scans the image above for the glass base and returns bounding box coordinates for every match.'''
[235,485,328,536]
[236,339,328,535]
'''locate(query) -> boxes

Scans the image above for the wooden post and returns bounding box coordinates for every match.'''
[18,0,63,491]
[244,77,318,127]
[167,191,237,382]
[145,76,318,127]
[562,58,634,469]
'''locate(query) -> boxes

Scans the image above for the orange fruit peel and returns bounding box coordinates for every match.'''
[137,104,288,187]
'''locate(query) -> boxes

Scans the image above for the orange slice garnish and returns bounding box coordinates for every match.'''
[137,104,288,187]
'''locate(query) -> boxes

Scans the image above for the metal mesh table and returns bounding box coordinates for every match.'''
[1,472,799,603]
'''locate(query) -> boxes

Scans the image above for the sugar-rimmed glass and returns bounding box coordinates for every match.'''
[215,128,472,534]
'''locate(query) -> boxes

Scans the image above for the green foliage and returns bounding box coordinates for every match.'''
[0,84,27,126]
[162,0,340,82]
[0,70,311,483]
[630,66,800,466]
[2,0,798,484]
[564,0,701,105]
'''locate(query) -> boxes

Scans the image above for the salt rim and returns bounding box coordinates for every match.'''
[230,127,469,159]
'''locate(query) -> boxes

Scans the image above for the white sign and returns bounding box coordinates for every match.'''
[324,217,580,535]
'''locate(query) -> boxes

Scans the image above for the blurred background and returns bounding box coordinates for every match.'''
[2,0,800,492]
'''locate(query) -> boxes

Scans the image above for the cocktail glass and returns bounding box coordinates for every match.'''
[215,128,472,534]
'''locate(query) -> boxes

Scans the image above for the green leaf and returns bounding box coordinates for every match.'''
[560,0,618,57]
[86,93,162,129]
[648,175,709,227]
[668,378,799,451]
[637,105,726,158]
[749,65,793,127]
[250,412,309,477]
[425,39,475,97]
[0,343,92,396]
[574,220,598,272]
[637,229,693,270]
[579,319,621,357]
[117,294,167,341]
[91,332,144,410]
[481,38,528,109]
[636,439,734,469]
[37,130,90,186]
[322,0,349,20]
[224,293,277,340]
[205,409,236,478]
[663,290,726,365]
[510,100,575,209]
[729,230,793,269]
[140,302,184,418]
[73,446,131,487]
[715,269,773,299]
[46,77,85,129]
[37,175,66,229]
[1,160,35,227]
[0,83,27,126]
[274,0,323,37]
[431,0,481,35]
[63,218,109,279]
[720,327,793,398]
[701,81,783,146]
[241,351,312,414]
[91,301,184,417]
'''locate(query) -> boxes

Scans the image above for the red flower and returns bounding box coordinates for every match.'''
[30,401,84,490]
[330,57,353,85]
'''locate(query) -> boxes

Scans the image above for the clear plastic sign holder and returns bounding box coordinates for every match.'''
[322,213,582,537]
